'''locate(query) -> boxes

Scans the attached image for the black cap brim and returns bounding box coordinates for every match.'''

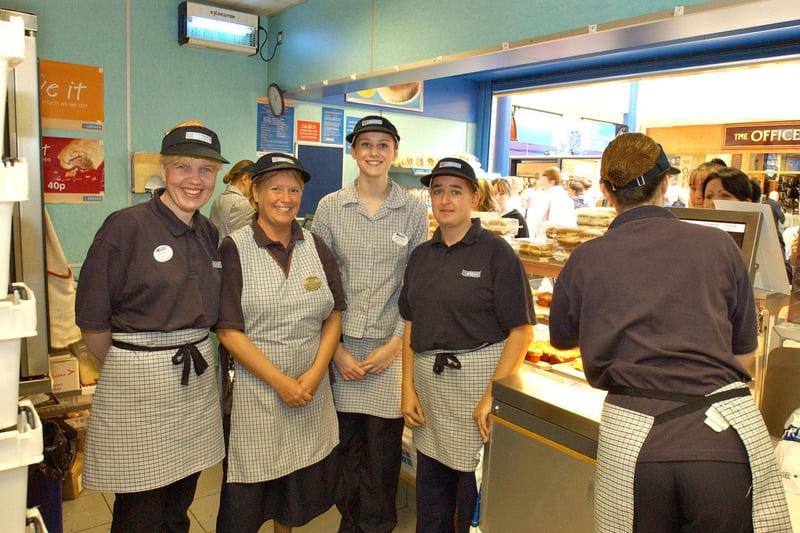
[161,142,229,164]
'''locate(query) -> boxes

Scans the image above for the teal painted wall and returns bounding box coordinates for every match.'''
[0,0,757,269]
[2,0,268,269]
[268,0,714,90]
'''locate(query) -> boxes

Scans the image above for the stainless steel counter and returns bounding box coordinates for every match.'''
[481,365,606,533]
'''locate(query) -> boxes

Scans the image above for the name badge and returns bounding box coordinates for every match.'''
[153,245,173,263]
[303,276,322,291]
[461,269,481,278]
[392,232,409,246]
[212,261,222,269]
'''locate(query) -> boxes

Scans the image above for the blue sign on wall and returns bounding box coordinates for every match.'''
[257,100,295,153]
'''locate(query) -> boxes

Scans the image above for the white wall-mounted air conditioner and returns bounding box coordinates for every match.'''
[179,1,259,56]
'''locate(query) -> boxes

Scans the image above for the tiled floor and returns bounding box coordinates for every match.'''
[62,463,417,532]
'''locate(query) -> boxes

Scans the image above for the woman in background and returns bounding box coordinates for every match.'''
[493,177,530,238]
[215,153,344,533]
[475,177,500,212]
[210,159,255,243]
[688,162,723,208]
[75,120,228,532]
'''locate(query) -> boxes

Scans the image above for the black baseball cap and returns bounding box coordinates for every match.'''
[346,115,400,144]
[250,152,311,183]
[421,157,478,189]
[160,125,229,163]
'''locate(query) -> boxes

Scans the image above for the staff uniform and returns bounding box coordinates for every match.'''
[75,189,225,494]
[312,179,427,531]
[398,218,535,531]
[549,205,791,532]
[215,220,345,530]
[209,184,254,243]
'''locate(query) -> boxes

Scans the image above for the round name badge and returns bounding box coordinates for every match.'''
[392,232,409,246]
[303,276,322,291]
[153,244,174,263]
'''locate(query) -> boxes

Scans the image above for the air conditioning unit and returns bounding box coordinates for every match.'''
[179,1,259,55]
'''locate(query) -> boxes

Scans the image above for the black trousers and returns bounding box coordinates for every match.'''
[633,461,754,533]
[111,472,201,533]
[415,452,478,533]
[335,412,404,533]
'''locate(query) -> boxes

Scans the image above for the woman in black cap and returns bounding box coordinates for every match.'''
[312,115,427,532]
[75,120,228,532]
[399,157,534,533]
[549,133,791,532]
[215,153,345,533]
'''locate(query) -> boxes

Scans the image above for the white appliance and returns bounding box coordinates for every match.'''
[179,1,259,55]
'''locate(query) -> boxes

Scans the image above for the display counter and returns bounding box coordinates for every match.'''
[481,364,605,533]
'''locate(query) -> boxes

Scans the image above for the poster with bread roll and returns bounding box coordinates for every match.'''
[346,81,423,111]
[42,136,105,203]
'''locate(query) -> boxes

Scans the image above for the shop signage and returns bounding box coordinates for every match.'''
[723,123,800,148]
[297,120,320,142]
[39,60,104,131]
[42,136,105,203]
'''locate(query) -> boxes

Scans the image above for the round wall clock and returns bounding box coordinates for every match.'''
[267,83,285,117]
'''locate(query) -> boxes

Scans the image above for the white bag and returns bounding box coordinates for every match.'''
[775,407,800,494]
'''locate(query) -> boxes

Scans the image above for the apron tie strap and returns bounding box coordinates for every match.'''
[112,334,209,386]
[608,385,751,425]
[433,353,462,374]
[172,343,209,386]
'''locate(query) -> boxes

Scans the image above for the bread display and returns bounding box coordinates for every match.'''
[526,340,581,364]
[481,216,518,235]
[58,139,104,170]
[575,207,616,227]
[518,241,557,257]
[545,226,606,247]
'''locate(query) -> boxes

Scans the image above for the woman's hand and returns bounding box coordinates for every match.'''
[333,343,367,380]
[402,386,425,428]
[359,336,402,374]
[472,393,494,443]
[275,375,313,408]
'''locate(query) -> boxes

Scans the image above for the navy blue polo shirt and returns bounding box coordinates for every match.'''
[399,218,535,352]
[76,189,222,333]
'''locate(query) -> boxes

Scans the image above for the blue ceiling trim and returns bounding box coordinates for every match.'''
[460,20,800,92]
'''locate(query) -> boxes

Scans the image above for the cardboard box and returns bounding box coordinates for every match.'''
[64,414,90,452]
[50,354,80,393]
[61,451,83,500]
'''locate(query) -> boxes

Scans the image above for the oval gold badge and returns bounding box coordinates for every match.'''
[303,276,322,291]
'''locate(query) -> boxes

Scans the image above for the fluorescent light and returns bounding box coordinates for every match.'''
[187,16,253,37]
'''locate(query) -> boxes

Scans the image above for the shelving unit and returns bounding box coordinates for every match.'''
[388,166,429,189]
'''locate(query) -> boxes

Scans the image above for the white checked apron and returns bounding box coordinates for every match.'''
[227,227,339,483]
[595,381,792,533]
[412,342,505,472]
[83,329,224,493]
[334,335,402,418]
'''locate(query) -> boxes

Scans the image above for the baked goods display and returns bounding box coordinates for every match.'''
[545,225,606,247]
[535,291,552,308]
[575,207,616,227]
[480,216,518,236]
[518,241,557,258]
[526,340,581,364]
